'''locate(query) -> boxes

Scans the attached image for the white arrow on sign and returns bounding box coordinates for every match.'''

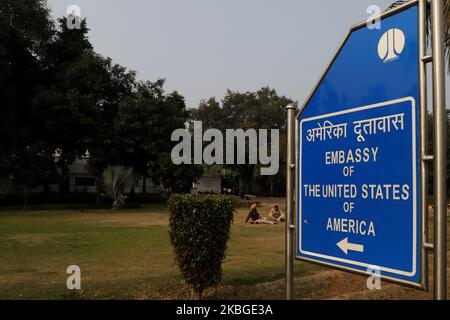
[337,237,364,255]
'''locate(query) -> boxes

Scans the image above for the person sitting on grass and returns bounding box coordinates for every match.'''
[268,205,285,223]
[245,204,274,225]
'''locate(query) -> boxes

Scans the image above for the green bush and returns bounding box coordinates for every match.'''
[168,194,235,299]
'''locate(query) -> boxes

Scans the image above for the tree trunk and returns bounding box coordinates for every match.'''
[142,174,147,194]
[95,176,102,205]
[59,160,70,195]
[246,177,252,194]
[23,187,30,210]
[129,178,136,201]
[43,184,50,202]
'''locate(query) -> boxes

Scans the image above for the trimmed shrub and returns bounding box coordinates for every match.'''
[168,194,235,299]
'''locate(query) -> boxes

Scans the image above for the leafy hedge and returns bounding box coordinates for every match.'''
[168,194,235,299]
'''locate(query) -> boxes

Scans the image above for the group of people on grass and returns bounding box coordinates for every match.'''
[245,204,285,225]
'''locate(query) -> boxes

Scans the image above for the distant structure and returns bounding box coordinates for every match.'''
[0,157,167,196]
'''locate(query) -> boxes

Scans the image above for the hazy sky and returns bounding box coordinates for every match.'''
[46,0,449,108]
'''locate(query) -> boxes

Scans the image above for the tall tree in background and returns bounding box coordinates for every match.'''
[152,90,204,192]
[193,98,224,129]
[156,153,204,194]
[0,0,54,151]
[116,80,201,193]
[0,144,60,208]
[35,17,136,196]
[0,0,60,201]
[1,1,136,201]
[35,17,95,193]
[192,87,295,196]
[75,53,136,202]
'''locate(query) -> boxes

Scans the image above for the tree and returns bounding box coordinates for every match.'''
[192,98,224,129]
[34,18,98,193]
[35,17,136,196]
[115,80,166,192]
[192,87,295,196]
[0,0,60,201]
[0,144,60,208]
[115,80,195,193]
[156,153,203,193]
[75,53,136,202]
[0,0,54,151]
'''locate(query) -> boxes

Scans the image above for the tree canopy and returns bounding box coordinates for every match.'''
[192,87,296,196]
[0,0,201,205]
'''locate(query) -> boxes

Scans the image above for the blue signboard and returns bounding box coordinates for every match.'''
[297,5,421,285]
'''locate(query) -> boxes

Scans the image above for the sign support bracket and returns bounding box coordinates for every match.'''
[419,0,431,293]
[419,0,448,300]
[430,0,447,301]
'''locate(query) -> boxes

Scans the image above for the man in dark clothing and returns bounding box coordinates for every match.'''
[245,204,273,225]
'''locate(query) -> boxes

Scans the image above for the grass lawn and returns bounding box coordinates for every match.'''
[0,203,318,300]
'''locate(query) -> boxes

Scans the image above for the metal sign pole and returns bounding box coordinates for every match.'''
[286,104,296,300]
[431,0,448,301]
[419,0,431,292]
